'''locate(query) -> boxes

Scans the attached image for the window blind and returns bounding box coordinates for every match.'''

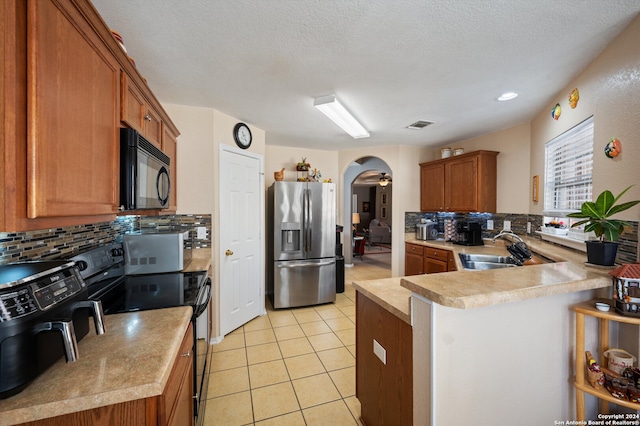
[543,116,594,217]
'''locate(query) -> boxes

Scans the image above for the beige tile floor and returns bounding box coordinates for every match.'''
[203,251,391,425]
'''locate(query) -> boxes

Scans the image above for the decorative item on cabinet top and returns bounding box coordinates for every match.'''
[296,157,310,171]
[274,168,285,181]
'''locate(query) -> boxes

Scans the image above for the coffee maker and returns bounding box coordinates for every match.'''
[454,222,484,246]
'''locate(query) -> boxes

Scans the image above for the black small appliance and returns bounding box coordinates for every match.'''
[0,261,105,399]
[120,128,171,210]
[454,222,484,246]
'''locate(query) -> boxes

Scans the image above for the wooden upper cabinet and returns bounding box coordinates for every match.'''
[420,150,498,213]
[420,163,444,211]
[445,156,478,212]
[1,0,180,231]
[121,73,162,148]
[26,0,119,219]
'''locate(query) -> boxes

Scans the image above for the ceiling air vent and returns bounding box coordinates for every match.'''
[406,120,434,130]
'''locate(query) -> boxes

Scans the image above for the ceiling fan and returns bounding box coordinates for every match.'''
[379,173,392,187]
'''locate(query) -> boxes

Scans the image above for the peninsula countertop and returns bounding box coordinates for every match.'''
[352,235,612,319]
[0,306,192,425]
[402,236,611,309]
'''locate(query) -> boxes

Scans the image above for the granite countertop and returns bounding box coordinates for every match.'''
[351,278,412,324]
[352,235,612,320]
[183,247,212,273]
[402,235,611,309]
[0,306,192,425]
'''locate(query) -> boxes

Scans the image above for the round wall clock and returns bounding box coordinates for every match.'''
[233,123,252,149]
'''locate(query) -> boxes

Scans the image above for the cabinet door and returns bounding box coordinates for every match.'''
[424,257,448,274]
[162,125,178,213]
[120,73,162,148]
[420,163,444,212]
[405,243,424,275]
[120,72,146,135]
[444,156,478,212]
[27,0,119,218]
[144,103,163,148]
[167,357,194,426]
[405,253,424,275]
[161,322,194,425]
[447,253,457,271]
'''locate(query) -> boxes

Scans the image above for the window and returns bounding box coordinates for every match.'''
[543,116,594,217]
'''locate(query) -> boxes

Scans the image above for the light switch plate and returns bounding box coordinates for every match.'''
[197,227,207,240]
[527,222,531,234]
[487,220,494,230]
[373,339,386,365]
[503,220,511,231]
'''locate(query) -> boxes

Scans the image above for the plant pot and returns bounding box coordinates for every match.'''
[585,241,619,266]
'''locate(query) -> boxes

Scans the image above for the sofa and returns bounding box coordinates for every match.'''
[368,219,391,244]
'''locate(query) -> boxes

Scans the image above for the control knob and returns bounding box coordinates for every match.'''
[75,260,88,271]
[110,248,124,257]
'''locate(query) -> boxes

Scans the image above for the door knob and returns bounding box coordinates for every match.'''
[225,250,233,256]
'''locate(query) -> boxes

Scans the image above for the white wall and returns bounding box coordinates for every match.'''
[530,14,640,221]
[264,146,338,188]
[162,103,266,338]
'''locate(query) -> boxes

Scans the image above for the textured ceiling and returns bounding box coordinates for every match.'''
[92,0,640,151]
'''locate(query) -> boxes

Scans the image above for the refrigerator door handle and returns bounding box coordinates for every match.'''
[304,188,312,252]
[276,260,335,268]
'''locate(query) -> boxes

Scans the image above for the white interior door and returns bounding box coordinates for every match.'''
[219,146,264,336]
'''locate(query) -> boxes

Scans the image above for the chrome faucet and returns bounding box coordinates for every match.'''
[492,229,525,244]
[493,229,531,265]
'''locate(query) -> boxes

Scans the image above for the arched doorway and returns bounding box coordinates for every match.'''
[342,156,392,268]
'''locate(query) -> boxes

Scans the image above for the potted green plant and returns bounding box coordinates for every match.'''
[567,185,640,266]
[296,157,309,171]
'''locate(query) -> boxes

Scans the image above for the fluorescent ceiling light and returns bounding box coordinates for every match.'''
[314,95,370,139]
[497,92,518,101]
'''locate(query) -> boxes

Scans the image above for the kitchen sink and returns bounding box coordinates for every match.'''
[459,253,519,270]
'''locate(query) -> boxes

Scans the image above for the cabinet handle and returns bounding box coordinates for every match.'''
[181,350,191,357]
[144,114,151,121]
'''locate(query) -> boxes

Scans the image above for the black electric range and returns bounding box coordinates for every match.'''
[70,243,211,426]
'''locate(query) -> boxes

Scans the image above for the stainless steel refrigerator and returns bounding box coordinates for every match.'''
[268,181,336,309]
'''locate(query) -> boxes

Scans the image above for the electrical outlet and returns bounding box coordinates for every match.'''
[197,226,207,240]
[503,220,511,231]
[527,222,532,234]
[373,339,386,365]
[487,220,494,230]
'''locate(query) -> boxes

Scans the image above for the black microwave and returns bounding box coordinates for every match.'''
[120,128,170,210]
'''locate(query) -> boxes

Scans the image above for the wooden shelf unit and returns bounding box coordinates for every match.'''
[573,299,640,419]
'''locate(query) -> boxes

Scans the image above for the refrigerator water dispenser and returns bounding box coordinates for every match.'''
[281,228,301,252]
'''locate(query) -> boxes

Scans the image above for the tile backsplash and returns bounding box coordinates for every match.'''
[0,214,211,264]
[405,211,638,264]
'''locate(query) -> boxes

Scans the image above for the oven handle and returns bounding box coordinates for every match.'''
[194,278,212,317]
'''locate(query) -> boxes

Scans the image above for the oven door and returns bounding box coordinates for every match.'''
[194,277,212,425]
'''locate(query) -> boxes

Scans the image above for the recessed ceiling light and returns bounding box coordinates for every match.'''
[497,92,518,101]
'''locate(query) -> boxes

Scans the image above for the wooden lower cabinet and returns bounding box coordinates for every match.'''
[405,243,425,275]
[356,292,412,426]
[405,243,455,275]
[20,323,194,426]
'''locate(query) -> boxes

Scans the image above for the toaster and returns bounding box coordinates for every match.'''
[416,221,438,240]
